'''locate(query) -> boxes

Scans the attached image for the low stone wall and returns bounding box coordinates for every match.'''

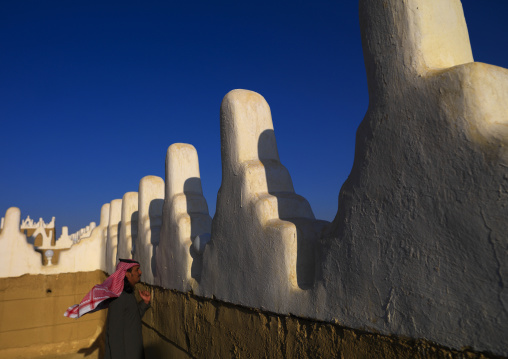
[0,271,107,359]
[0,272,502,358]
[140,284,501,359]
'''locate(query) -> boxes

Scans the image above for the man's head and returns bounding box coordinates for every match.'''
[118,258,142,287]
[125,265,142,286]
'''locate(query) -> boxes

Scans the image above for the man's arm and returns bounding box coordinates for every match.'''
[138,290,151,317]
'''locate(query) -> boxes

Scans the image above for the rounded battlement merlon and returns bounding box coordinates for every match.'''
[134,175,164,284]
[4,207,21,231]
[220,90,281,174]
[320,0,508,355]
[359,0,473,104]
[155,143,212,291]
[118,191,138,260]
[198,89,329,311]
[105,199,122,274]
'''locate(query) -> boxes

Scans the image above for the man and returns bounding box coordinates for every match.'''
[64,259,151,359]
[104,259,151,358]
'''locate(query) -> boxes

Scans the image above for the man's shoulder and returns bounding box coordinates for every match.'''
[109,291,132,307]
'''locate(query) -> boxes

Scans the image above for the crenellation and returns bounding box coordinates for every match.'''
[53,227,74,249]
[155,143,212,291]
[53,203,111,273]
[0,208,43,277]
[0,205,112,273]
[197,89,330,313]
[106,199,122,274]
[134,176,164,284]
[31,227,54,249]
[315,0,508,354]
[69,222,97,243]
[118,192,139,260]
[1,0,507,355]
[20,215,55,229]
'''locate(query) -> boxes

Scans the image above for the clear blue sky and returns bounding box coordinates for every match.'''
[1,1,507,234]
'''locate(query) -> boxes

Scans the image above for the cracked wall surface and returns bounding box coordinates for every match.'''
[140,283,499,359]
[317,0,508,354]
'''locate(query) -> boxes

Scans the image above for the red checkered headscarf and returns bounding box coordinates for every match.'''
[64,260,140,319]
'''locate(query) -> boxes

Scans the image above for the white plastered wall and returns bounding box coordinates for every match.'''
[134,176,164,285]
[155,143,212,291]
[0,207,43,277]
[54,203,110,273]
[1,0,506,355]
[198,90,329,313]
[118,192,138,260]
[106,199,122,274]
[313,0,508,355]
[0,205,110,276]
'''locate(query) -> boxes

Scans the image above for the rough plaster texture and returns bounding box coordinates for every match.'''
[198,90,329,313]
[155,143,212,291]
[1,205,109,276]
[0,271,106,359]
[118,191,138,260]
[2,0,507,356]
[134,175,164,284]
[140,284,498,359]
[105,199,122,274]
[315,0,508,355]
[55,204,110,273]
[0,208,43,277]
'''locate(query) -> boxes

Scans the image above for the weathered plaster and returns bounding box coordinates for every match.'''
[198,89,329,313]
[134,176,164,284]
[140,284,499,359]
[55,203,110,273]
[0,208,43,277]
[155,143,212,291]
[105,199,122,274]
[118,191,138,260]
[315,0,508,355]
[1,0,506,356]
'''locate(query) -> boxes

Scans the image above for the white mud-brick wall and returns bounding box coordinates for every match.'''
[1,0,506,356]
[134,175,164,284]
[118,191,138,260]
[155,143,212,292]
[197,89,329,314]
[316,0,508,355]
[106,199,122,274]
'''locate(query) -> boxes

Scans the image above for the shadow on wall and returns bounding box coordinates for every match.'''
[77,324,106,358]
[185,177,210,284]
[115,221,123,265]
[258,129,318,290]
[131,210,139,257]
[25,230,35,245]
[143,321,193,359]
[22,229,45,265]
[149,199,164,279]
